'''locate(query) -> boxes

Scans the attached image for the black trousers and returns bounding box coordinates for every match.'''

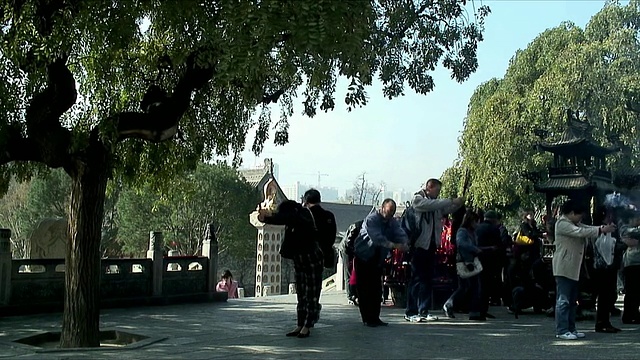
[623,265,640,322]
[479,254,502,312]
[592,266,618,327]
[355,256,383,323]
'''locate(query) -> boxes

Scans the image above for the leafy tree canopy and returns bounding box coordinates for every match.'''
[455,0,640,211]
[0,0,490,190]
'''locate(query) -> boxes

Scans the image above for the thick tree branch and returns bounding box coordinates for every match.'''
[114,50,216,142]
[0,125,43,165]
[1,1,79,168]
[113,49,286,143]
[24,57,76,168]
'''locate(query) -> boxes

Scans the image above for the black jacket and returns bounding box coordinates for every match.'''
[261,200,319,258]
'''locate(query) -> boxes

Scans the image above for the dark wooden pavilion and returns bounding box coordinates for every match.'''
[533,109,618,224]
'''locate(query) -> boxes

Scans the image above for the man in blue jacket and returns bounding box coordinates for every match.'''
[354,198,409,327]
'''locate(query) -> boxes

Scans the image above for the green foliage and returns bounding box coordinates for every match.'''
[26,169,71,219]
[0,169,70,258]
[457,0,640,212]
[439,162,465,199]
[0,0,490,192]
[116,162,256,258]
[0,180,32,258]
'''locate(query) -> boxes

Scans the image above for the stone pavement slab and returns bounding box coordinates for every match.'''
[0,291,639,359]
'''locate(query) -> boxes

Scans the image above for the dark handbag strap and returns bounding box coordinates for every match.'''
[306,208,318,231]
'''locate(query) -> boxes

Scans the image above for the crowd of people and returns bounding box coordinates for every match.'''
[342,179,640,340]
[249,177,640,341]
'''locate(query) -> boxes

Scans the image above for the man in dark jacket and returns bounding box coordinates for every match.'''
[302,189,337,323]
[476,210,502,316]
[258,199,321,338]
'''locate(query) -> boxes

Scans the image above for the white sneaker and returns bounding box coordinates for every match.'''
[556,332,578,340]
[404,315,423,323]
[421,314,439,321]
[571,331,585,338]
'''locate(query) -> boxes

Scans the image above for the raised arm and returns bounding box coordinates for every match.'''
[412,194,454,212]
[261,210,291,226]
[555,219,599,239]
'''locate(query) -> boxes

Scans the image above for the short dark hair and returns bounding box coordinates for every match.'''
[381,198,396,207]
[461,209,480,229]
[303,189,321,204]
[426,178,442,187]
[560,199,587,215]
[222,270,233,279]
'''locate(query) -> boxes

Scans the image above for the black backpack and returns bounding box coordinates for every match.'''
[308,207,338,268]
[400,201,425,248]
[344,220,364,257]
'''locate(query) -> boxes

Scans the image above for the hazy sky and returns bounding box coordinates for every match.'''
[238,0,625,195]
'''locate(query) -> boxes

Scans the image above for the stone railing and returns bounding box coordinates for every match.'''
[0,226,226,316]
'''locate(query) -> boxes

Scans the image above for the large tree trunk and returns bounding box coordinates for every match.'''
[60,145,109,348]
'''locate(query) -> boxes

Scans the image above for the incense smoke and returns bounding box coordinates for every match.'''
[604,192,638,211]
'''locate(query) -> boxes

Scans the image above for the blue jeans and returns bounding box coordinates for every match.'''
[555,276,579,335]
[405,246,436,316]
[446,275,483,317]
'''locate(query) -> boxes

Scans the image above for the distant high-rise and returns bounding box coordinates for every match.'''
[393,189,413,205]
[282,181,339,203]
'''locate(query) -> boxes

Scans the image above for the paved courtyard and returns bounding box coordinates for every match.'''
[0,291,639,359]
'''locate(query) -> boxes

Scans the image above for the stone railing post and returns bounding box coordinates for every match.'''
[201,223,218,296]
[146,231,163,297]
[0,229,11,305]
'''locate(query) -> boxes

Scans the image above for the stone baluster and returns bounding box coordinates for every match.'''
[146,231,164,297]
[201,223,219,298]
[0,229,12,305]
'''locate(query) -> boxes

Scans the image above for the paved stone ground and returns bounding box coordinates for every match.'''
[0,291,639,359]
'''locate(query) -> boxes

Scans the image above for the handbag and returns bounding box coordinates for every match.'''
[515,231,534,245]
[456,255,483,279]
[593,233,616,269]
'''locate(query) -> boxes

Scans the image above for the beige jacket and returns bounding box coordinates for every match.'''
[552,215,600,281]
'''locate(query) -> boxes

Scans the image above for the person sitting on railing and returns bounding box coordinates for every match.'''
[216,269,239,299]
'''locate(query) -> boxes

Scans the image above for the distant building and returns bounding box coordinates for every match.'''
[393,189,414,205]
[282,181,339,202]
